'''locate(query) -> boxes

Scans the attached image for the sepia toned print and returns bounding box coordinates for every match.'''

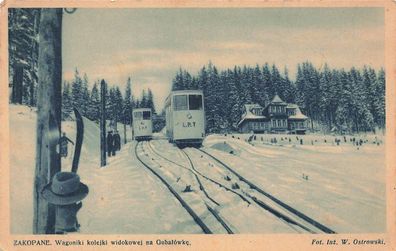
[1,1,395,251]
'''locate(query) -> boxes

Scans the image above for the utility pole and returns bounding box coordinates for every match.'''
[100,79,107,167]
[33,8,62,234]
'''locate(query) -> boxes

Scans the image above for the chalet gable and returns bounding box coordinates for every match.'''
[237,104,266,127]
[244,104,264,116]
[286,104,308,120]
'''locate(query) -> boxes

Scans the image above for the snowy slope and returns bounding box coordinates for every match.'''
[9,105,200,234]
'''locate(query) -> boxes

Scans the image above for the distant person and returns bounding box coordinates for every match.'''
[107,131,113,157]
[59,132,74,158]
[113,130,121,152]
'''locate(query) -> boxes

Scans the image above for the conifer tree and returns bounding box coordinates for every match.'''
[87,82,100,121]
[123,77,133,125]
[71,69,83,110]
[228,69,242,130]
[261,63,272,106]
[140,89,148,108]
[61,82,72,120]
[114,86,124,124]
[81,73,90,116]
[147,88,156,114]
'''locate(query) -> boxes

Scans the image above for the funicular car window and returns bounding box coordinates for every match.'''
[189,95,202,110]
[174,95,188,111]
[134,111,142,119]
[143,111,151,120]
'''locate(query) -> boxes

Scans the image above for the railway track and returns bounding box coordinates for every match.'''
[148,141,322,234]
[134,141,234,234]
[195,147,337,234]
[147,142,250,206]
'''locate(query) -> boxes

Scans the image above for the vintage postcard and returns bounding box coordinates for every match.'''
[0,0,395,250]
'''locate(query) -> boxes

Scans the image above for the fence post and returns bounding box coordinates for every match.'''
[100,79,107,167]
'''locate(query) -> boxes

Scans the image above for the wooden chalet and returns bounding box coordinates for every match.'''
[237,95,308,134]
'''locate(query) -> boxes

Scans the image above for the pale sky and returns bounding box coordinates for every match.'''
[62,8,384,111]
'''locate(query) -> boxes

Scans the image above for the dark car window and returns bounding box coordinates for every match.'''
[143,111,151,120]
[189,95,202,110]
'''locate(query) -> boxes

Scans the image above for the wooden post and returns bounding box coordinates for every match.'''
[12,63,23,104]
[33,8,62,234]
[124,118,127,144]
[100,79,107,167]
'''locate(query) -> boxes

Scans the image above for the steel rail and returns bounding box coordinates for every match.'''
[198,148,336,234]
[134,142,212,234]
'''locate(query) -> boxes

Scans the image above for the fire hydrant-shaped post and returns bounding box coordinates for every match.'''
[41,172,89,234]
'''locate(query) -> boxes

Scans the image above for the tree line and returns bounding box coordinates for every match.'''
[62,70,157,125]
[171,62,385,133]
[9,9,385,134]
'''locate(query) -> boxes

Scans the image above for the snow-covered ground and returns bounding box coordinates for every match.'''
[202,133,386,233]
[9,105,386,234]
[10,105,200,234]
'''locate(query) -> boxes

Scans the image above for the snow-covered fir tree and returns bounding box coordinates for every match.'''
[123,77,133,124]
[8,8,41,106]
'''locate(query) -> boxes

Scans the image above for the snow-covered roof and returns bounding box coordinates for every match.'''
[287,103,308,120]
[244,104,262,111]
[237,104,266,127]
[271,94,287,104]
